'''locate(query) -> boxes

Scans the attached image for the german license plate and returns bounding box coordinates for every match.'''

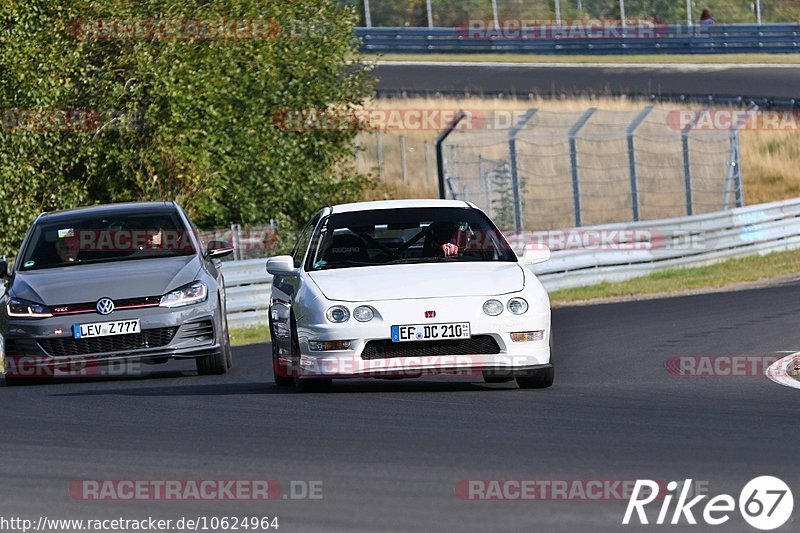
[73,319,140,339]
[391,322,470,342]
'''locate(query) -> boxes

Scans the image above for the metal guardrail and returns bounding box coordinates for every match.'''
[356,24,800,55]
[524,197,800,290]
[222,198,800,327]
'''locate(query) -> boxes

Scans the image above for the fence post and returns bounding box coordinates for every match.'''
[230,223,241,261]
[680,108,707,216]
[682,133,693,216]
[626,106,653,222]
[723,104,757,209]
[508,109,537,234]
[399,135,408,184]
[733,131,744,207]
[478,154,493,217]
[375,131,384,181]
[426,0,433,28]
[567,108,596,227]
[448,145,459,199]
[733,105,757,207]
[725,131,746,208]
[363,0,372,28]
[424,140,432,192]
[435,110,466,199]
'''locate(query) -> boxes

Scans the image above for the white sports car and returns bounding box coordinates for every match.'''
[266,199,552,392]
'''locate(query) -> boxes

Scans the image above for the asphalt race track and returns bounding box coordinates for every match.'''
[372,62,800,102]
[1,282,799,532]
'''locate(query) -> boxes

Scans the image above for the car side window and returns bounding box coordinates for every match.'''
[291,214,320,268]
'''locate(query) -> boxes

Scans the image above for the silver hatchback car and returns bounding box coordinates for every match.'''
[0,202,233,385]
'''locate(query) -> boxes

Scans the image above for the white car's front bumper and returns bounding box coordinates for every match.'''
[292,299,551,379]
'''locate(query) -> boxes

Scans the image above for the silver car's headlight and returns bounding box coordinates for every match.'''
[482,299,503,316]
[353,306,374,322]
[507,297,529,315]
[159,281,208,308]
[326,305,350,323]
[6,298,53,318]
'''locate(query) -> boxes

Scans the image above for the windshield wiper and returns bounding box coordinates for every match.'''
[385,257,449,265]
[314,260,377,270]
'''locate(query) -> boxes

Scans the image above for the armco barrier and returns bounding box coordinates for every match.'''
[356,24,800,55]
[221,198,800,328]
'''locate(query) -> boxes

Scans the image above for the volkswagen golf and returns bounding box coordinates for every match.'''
[0,202,234,385]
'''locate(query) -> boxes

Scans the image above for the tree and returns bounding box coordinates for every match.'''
[0,0,375,255]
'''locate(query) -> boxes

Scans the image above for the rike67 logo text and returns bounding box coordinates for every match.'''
[623,477,793,530]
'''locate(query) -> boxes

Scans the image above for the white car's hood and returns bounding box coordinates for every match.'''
[308,262,525,301]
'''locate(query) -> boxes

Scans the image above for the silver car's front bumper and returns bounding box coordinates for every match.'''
[3,301,220,371]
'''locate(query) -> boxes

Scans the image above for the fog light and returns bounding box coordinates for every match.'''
[510,331,544,342]
[309,340,351,351]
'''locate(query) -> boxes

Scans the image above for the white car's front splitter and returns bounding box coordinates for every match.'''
[295,342,551,379]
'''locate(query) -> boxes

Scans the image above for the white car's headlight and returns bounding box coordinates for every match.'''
[483,299,503,316]
[159,281,208,308]
[507,297,528,315]
[353,306,374,322]
[326,305,350,323]
[6,298,53,318]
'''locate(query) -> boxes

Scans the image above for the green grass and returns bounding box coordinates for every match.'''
[229,325,270,347]
[549,247,800,305]
[365,53,800,65]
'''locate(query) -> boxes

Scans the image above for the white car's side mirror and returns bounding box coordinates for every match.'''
[267,255,299,276]
[522,245,551,265]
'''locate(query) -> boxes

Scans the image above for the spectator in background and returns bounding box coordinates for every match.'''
[699,9,715,25]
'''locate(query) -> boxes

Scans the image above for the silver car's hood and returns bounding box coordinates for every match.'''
[308,262,525,302]
[10,255,202,304]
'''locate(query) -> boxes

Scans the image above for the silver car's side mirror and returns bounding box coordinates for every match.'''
[267,255,299,276]
[206,240,234,259]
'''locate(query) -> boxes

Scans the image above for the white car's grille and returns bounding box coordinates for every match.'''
[361,335,500,360]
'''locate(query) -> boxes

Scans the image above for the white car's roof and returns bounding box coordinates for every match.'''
[330,199,471,214]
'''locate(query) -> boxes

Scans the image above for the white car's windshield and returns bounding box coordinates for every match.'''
[306,207,517,271]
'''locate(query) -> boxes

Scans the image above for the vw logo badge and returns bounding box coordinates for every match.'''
[96,297,115,315]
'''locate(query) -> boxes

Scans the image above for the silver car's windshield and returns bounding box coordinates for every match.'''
[306,207,517,271]
[19,211,196,271]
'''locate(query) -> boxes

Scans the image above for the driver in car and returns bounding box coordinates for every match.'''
[55,235,80,263]
[425,222,463,258]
